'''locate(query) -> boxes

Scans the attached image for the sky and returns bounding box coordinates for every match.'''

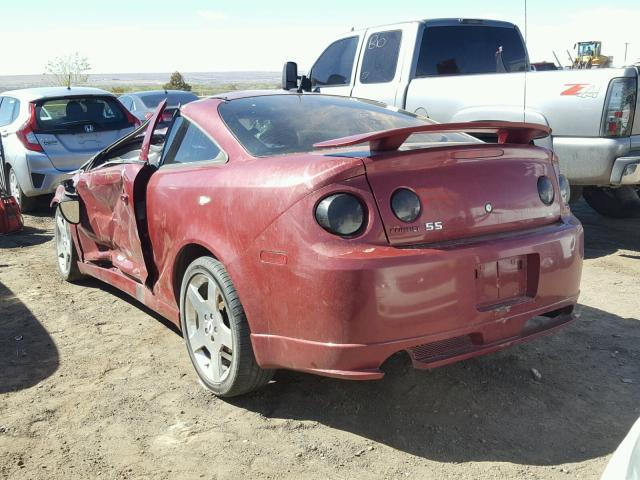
[0,0,638,75]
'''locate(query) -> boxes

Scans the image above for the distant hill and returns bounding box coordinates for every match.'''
[0,71,281,93]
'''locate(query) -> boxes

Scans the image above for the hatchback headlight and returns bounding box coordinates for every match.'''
[315,193,365,236]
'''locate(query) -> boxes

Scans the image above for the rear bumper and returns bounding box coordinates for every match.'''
[609,156,640,185]
[18,152,76,197]
[250,216,584,379]
[252,303,576,380]
[554,135,640,186]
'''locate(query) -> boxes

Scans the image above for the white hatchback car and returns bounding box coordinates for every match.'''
[0,87,138,211]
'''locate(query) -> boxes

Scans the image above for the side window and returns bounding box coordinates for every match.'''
[162,118,225,166]
[415,25,528,77]
[310,36,359,87]
[0,97,19,127]
[359,30,402,84]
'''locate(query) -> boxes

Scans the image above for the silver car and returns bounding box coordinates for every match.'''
[119,90,199,128]
[0,87,138,211]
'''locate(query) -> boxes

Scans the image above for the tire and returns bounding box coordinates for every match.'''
[179,256,273,397]
[569,184,583,205]
[583,186,640,218]
[54,206,83,282]
[8,166,36,213]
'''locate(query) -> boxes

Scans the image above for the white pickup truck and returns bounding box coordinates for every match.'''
[283,19,640,217]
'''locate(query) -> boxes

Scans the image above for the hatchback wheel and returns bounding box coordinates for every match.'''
[8,167,36,213]
[180,256,273,397]
[54,206,82,281]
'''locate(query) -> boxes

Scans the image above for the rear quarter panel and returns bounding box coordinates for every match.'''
[405,72,528,122]
[525,68,636,137]
[405,67,638,138]
[145,151,365,332]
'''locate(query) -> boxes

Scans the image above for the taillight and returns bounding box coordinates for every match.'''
[315,193,366,236]
[16,103,43,152]
[537,176,554,205]
[391,188,421,222]
[601,77,636,137]
[558,174,570,205]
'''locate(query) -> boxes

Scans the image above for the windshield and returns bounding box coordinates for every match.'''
[140,92,199,108]
[218,95,477,156]
[34,96,131,133]
[577,42,598,56]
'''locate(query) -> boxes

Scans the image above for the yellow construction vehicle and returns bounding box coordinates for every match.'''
[572,41,611,69]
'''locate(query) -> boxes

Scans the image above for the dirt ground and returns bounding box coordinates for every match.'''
[1,200,639,480]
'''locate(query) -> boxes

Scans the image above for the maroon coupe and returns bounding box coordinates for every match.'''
[52,91,583,397]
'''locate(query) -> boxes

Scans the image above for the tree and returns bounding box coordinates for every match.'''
[163,71,192,91]
[44,53,91,88]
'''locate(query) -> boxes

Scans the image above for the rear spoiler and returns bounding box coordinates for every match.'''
[313,121,551,152]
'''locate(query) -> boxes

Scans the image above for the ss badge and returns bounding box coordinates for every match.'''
[425,221,443,231]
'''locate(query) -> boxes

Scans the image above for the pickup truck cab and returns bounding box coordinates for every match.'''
[285,18,640,217]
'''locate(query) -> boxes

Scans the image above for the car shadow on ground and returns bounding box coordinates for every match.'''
[0,281,59,393]
[74,277,182,336]
[572,199,640,259]
[232,303,640,466]
[0,225,52,247]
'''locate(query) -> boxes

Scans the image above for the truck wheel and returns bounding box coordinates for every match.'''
[583,186,640,218]
[8,166,36,213]
[180,256,274,397]
[569,185,583,204]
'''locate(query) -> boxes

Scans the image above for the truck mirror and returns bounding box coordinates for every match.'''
[300,76,312,92]
[282,62,298,90]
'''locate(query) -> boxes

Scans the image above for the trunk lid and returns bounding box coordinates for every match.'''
[35,128,134,170]
[364,144,561,246]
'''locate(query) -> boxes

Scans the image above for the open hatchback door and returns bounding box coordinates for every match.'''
[70,100,168,284]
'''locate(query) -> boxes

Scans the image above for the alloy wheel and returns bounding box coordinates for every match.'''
[184,272,234,383]
[55,210,72,275]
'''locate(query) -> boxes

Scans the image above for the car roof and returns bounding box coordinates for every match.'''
[0,86,114,102]
[125,90,199,98]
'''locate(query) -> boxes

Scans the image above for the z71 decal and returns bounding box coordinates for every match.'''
[561,83,600,98]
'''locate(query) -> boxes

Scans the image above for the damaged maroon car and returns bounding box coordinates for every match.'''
[52,92,583,397]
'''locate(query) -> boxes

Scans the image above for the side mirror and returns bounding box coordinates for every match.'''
[300,76,312,92]
[282,61,298,90]
[59,198,80,224]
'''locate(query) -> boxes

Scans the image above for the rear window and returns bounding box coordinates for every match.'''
[416,25,528,76]
[34,96,131,133]
[218,94,478,157]
[140,92,199,108]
